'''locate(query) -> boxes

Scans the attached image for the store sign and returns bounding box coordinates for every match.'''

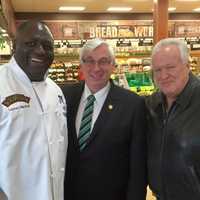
[116,40,132,47]
[186,37,199,44]
[67,43,84,48]
[30,20,153,40]
[90,26,118,38]
[174,22,200,37]
[89,25,153,38]
[191,43,200,50]
[138,39,153,46]
[131,26,153,37]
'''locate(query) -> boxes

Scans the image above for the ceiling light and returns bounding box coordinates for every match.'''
[176,0,199,2]
[107,7,132,12]
[126,0,148,1]
[59,6,85,11]
[193,7,200,12]
[168,7,176,11]
[0,29,6,33]
[2,33,9,37]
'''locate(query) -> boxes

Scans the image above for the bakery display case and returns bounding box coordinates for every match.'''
[0,26,12,64]
[50,37,155,95]
[1,19,199,96]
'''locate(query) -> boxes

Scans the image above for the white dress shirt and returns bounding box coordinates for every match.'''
[0,57,68,200]
[76,82,110,136]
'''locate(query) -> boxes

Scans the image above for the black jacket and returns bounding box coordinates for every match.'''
[62,81,147,200]
[146,73,200,200]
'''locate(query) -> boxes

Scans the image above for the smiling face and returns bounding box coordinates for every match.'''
[80,43,115,93]
[152,44,190,101]
[14,22,54,81]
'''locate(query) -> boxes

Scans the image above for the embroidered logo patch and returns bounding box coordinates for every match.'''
[2,94,30,107]
[58,95,64,104]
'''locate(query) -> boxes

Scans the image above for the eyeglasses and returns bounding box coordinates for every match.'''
[82,57,112,66]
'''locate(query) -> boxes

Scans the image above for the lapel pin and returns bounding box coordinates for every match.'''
[108,104,113,110]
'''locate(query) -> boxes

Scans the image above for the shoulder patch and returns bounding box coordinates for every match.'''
[2,94,30,107]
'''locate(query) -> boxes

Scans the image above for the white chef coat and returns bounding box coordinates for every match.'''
[0,57,68,200]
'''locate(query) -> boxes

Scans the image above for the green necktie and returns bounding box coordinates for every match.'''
[78,94,96,151]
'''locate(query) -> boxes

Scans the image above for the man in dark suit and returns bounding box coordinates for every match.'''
[62,38,147,200]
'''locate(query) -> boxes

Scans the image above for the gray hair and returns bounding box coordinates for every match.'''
[151,38,189,65]
[79,38,115,64]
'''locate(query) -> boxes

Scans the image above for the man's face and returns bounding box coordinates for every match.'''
[152,45,190,99]
[80,44,115,93]
[14,23,54,81]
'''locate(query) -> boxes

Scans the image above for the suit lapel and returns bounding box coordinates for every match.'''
[69,82,84,150]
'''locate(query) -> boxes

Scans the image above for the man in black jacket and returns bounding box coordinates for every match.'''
[62,38,147,200]
[146,38,200,200]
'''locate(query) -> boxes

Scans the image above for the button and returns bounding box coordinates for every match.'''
[50,173,54,178]
[49,141,53,145]
[56,109,61,116]
[57,112,61,116]
[60,167,65,172]
[58,136,64,143]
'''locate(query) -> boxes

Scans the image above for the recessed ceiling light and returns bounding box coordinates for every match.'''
[2,33,9,37]
[168,7,176,11]
[193,7,200,12]
[59,6,85,11]
[127,0,148,1]
[176,0,199,1]
[0,28,6,33]
[107,7,132,12]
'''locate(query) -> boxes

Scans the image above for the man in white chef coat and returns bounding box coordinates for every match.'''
[0,20,68,200]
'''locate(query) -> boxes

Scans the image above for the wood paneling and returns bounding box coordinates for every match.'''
[15,13,153,21]
[153,0,168,44]
[1,0,16,38]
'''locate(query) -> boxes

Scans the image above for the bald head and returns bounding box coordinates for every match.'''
[15,20,53,42]
[14,20,54,81]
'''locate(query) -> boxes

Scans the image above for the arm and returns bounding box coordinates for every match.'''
[0,101,10,200]
[127,98,147,200]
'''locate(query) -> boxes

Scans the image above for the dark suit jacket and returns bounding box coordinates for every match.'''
[62,81,147,200]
